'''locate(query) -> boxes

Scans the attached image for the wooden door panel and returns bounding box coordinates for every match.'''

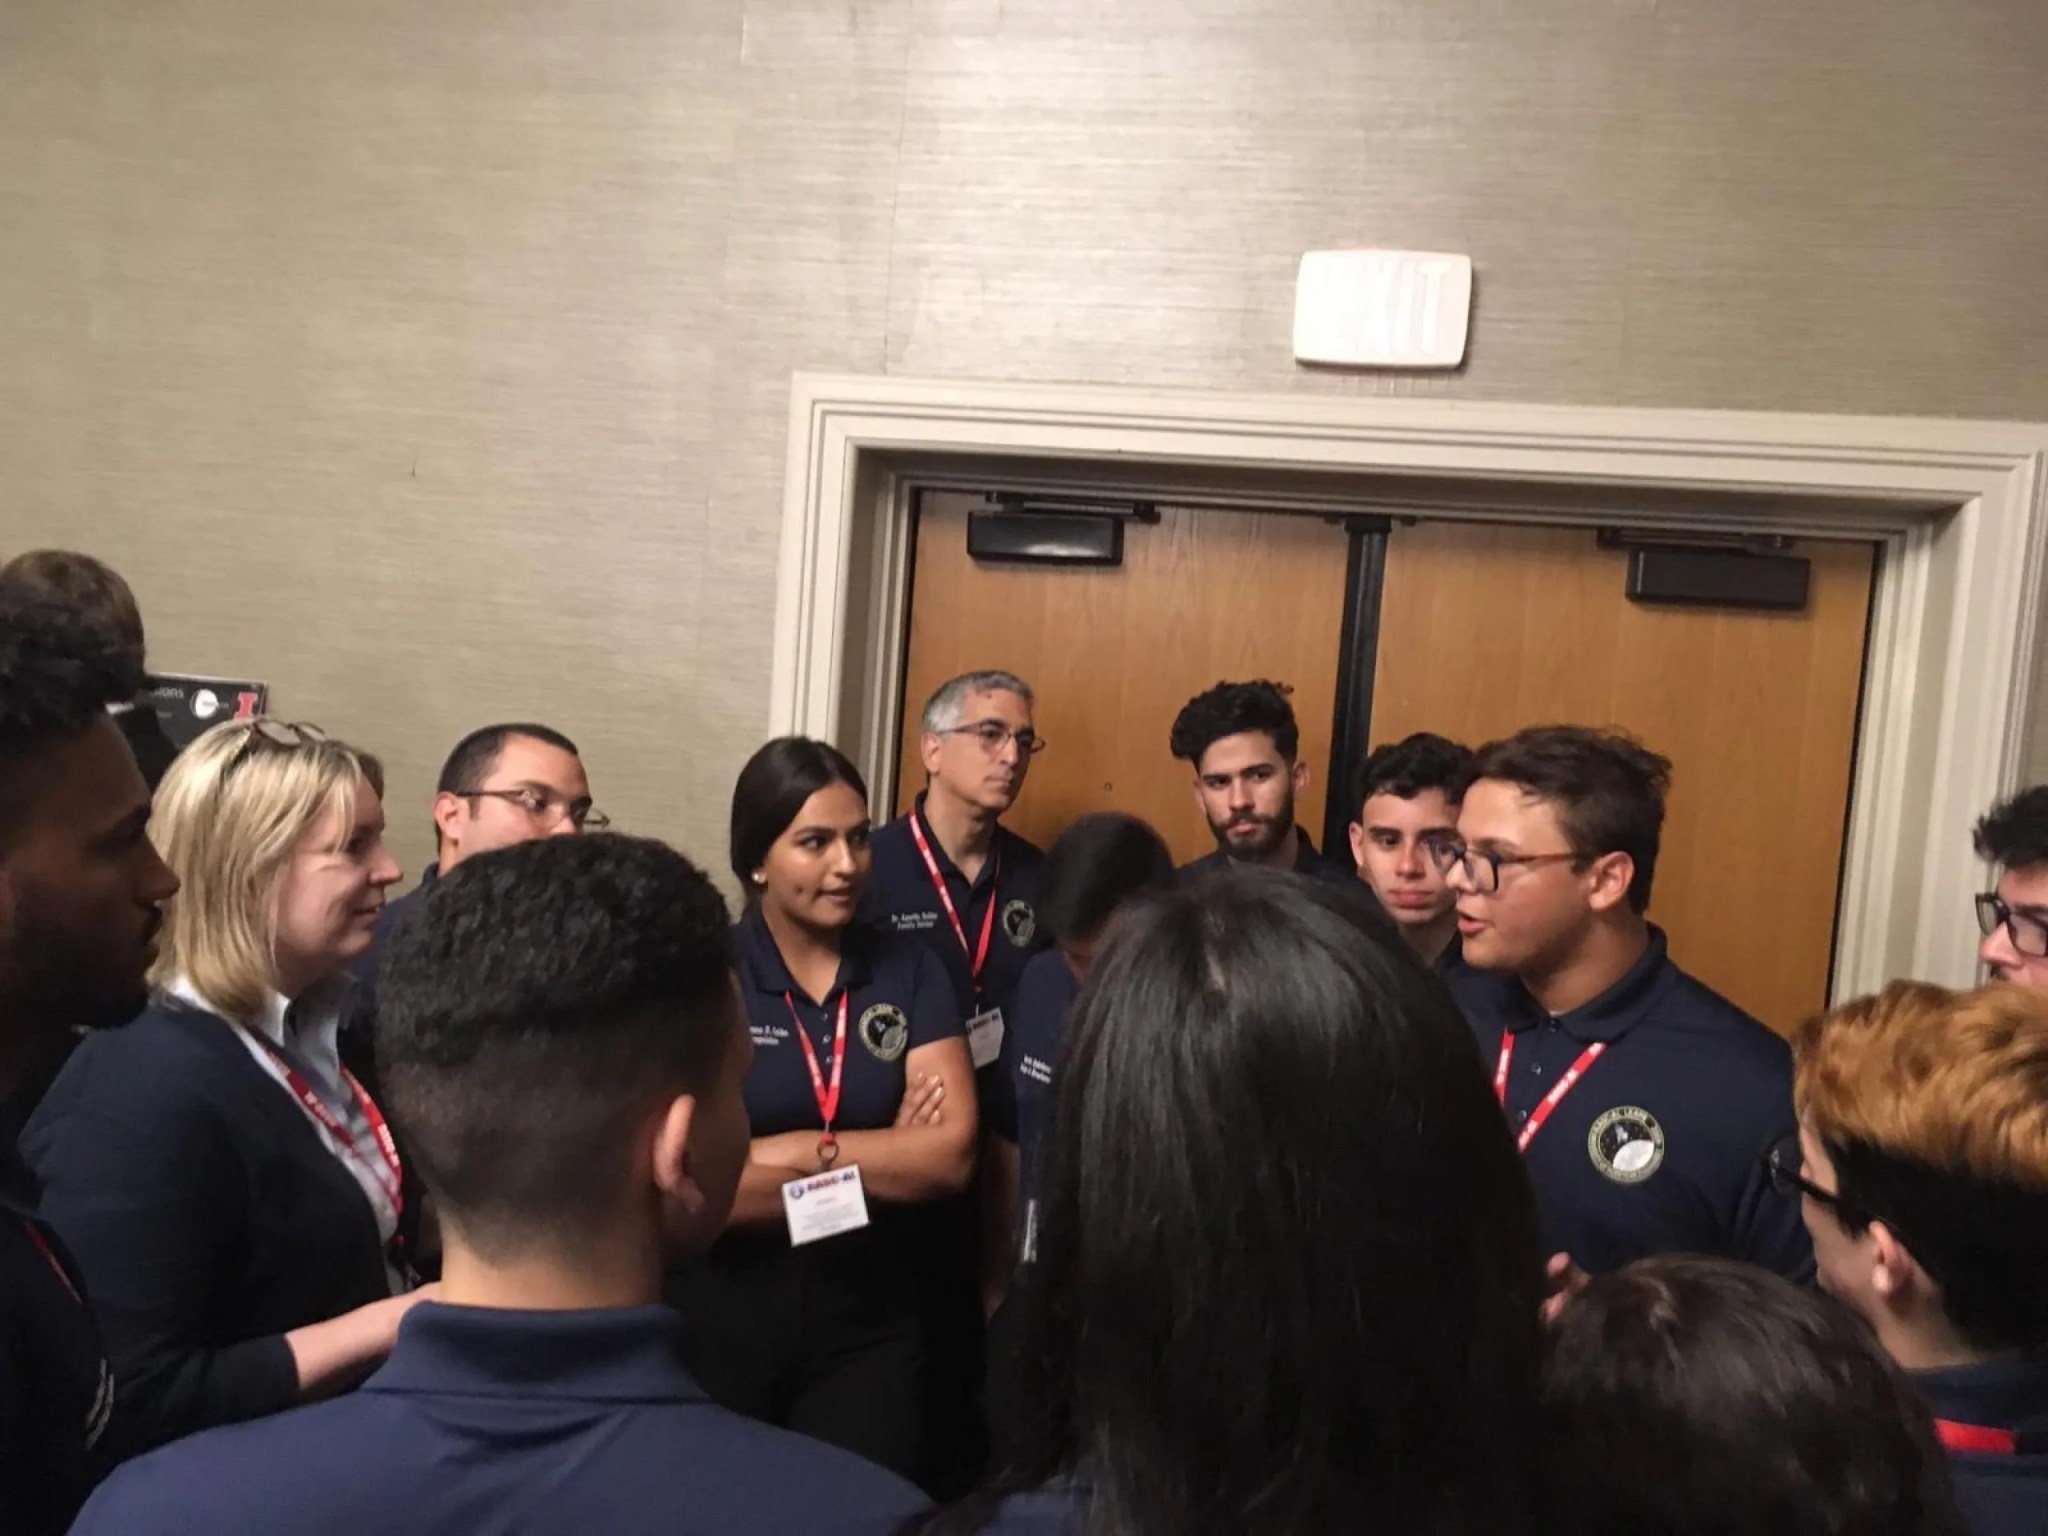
[896,493,1351,866]
[1371,521,1875,1033]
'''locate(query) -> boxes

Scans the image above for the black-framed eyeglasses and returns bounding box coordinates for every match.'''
[1761,1134,1868,1224]
[935,721,1047,757]
[1976,892,2048,959]
[1429,841,1581,895]
[460,786,611,832]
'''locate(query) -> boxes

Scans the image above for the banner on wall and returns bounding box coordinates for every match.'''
[144,674,268,750]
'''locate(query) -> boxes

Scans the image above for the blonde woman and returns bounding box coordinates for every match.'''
[25,720,432,1455]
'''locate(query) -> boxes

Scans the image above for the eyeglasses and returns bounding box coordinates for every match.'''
[1429,842,1581,895]
[934,721,1047,757]
[1976,892,2048,959]
[1761,1134,1868,1223]
[460,786,611,832]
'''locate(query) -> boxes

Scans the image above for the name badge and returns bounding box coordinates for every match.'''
[966,1007,1006,1070]
[783,1164,871,1247]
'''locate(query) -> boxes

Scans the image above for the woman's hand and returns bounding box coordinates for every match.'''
[894,1071,946,1129]
[288,1283,440,1398]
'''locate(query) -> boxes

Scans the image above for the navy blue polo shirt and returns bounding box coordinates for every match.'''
[67,1302,928,1536]
[0,1140,112,1536]
[862,795,1047,1024]
[734,908,963,1139]
[1444,928,1811,1278]
[1915,1358,2048,1536]
[993,950,1079,1222]
[1178,824,1355,887]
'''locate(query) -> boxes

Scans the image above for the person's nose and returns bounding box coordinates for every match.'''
[141,842,181,904]
[1394,839,1426,878]
[1982,924,2021,974]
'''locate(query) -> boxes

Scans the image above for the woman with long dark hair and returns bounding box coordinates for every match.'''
[932,871,1548,1536]
[672,737,975,1484]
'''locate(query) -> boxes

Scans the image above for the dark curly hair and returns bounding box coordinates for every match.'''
[1974,787,2048,872]
[375,833,735,1257]
[1169,680,1299,767]
[0,590,142,840]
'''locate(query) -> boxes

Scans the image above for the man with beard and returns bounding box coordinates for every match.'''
[1169,679,1353,884]
[0,591,181,1532]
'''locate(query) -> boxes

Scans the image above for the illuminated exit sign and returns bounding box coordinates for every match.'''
[1292,249,1473,369]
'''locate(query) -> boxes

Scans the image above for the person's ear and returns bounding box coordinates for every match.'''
[919,732,944,778]
[431,792,470,853]
[1869,1221,1932,1306]
[1584,851,1636,916]
[1291,759,1311,796]
[1348,822,1367,871]
[650,1094,705,1215]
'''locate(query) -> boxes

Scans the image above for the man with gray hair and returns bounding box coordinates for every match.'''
[860,668,1048,1495]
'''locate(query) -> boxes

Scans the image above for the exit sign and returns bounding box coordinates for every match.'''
[1292,250,1473,369]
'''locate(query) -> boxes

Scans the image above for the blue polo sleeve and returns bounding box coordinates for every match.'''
[907,946,965,1049]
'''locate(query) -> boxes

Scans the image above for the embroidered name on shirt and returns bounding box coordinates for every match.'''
[1020,1054,1053,1087]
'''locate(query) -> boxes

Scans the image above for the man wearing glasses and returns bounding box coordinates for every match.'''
[346,723,604,1068]
[1778,980,2048,1535]
[1975,787,2048,993]
[1438,725,1810,1282]
[861,669,1048,1496]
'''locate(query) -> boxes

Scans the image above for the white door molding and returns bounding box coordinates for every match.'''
[771,372,2048,999]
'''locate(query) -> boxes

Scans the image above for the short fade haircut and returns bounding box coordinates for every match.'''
[376,833,735,1261]
[1468,726,1672,914]
[1356,732,1475,813]
[1974,786,2048,872]
[0,549,146,676]
[1169,679,1299,767]
[921,670,1035,733]
[0,592,143,844]
[1541,1256,1963,1536]
[1793,980,2048,1352]
[1034,813,1176,944]
[435,722,582,796]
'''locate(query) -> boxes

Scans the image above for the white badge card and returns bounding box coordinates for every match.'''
[966,1007,1006,1069]
[783,1164,871,1247]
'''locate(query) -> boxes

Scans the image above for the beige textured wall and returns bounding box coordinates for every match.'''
[4,0,2047,882]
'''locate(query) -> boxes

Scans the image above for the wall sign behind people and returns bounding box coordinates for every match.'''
[144,673,266,749]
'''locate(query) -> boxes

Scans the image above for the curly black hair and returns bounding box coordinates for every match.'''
[1974,787,2048,872]
[375,832,735,1253]
[1355,732,1475,810]
[0,589,141,779]
[1169,680,1299,767]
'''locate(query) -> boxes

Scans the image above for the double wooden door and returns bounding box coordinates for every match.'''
[894,490,1876,1032]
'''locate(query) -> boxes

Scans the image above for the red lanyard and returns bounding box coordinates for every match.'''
[251,1034,404,1218]
[19,1220,82,1306]
[1936,1419,2019,1455]
[909,812,999,982]
[1495,1032,1607,1155]
[788,992,849,1161]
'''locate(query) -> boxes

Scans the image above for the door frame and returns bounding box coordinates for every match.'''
[769,372,2048,1001]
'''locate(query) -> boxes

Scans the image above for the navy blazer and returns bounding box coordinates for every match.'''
[22,1004,394,1456]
